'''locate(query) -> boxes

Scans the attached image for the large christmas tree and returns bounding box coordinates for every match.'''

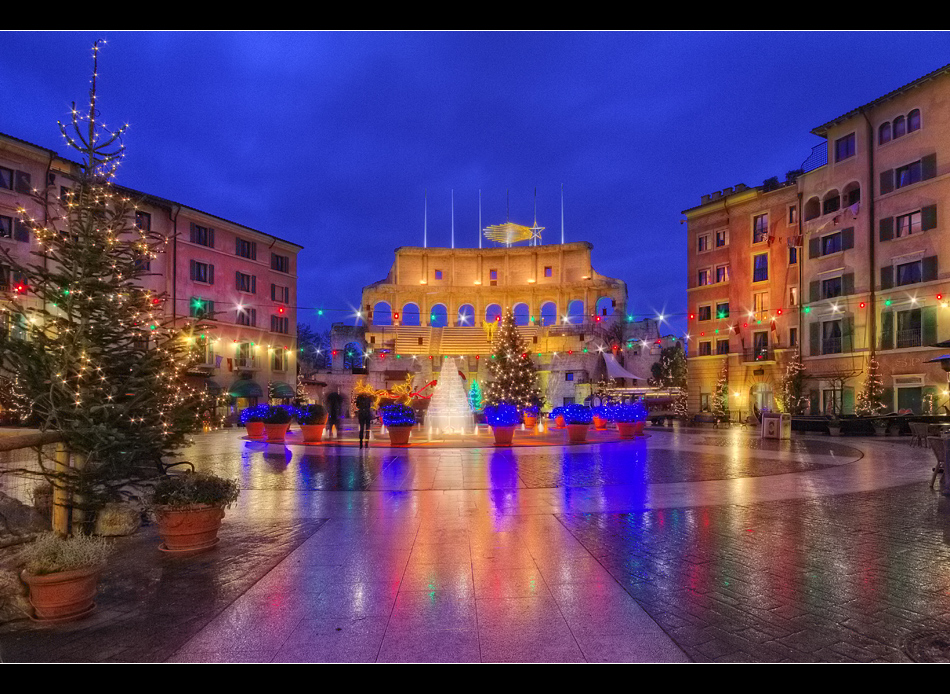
[0,42,208,528]
[712,361,729,419]
[777,349,809,415]
[855,356,886,416]
[482,307,541,409]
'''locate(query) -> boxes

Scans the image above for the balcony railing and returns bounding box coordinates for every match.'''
[743,347,774,362]
[896,329,923,349]
[235,357,259,370]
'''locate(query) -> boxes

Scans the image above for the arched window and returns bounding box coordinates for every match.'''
[566,300,584,325]
[842,181,861,208]
[485,303,502,324]
[402,303,420,326]
[822,190,840,216]
[457,304,475,326]
[908,108,921,133]
[513,303,530,326]
[879,122,891,145]
[893,115,906,139]
[429,303,448,327]
[540,301,557,327]
[372,301,392,326]
[804,197,821,221]
[595,296,615,318]
[343,342,364,369]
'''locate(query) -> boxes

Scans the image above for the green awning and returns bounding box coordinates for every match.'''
[229,379,263,398]
[270,381,295,399]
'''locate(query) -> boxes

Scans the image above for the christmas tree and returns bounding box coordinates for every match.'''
[468,378,483,412]
[482,307,541,409]
[855,356,886,416]
[0,42,209,529]
[777,349,808,415]
[712,361,729,419]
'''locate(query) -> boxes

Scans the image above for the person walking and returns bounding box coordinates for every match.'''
[355,392,375,449]
[326,387,344,439]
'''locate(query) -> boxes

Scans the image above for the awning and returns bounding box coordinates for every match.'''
[229,379,264,398]
[603,353,647,381]
[269,381,295,398]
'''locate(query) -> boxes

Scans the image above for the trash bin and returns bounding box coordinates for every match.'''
[761,412,791,440]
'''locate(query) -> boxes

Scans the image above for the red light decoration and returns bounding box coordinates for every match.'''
[393,312,399,321]
[700,331,705,336]
[859,301,866,309]
[776,308,783,316]
[938,294,944,301]
[743,323,748,328]
[568,350,573,355]
[278,306,286,315]
[688,313,695,320]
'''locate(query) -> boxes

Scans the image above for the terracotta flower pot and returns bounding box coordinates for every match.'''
[567,423,589,443]
[524,415,538,428]
[245,421,265,438]
[593,416,608,430]
[492,425,516,446]
[617,422,637,439]
[300,424,326,442]
[555,415,566,429]
[21,565,102,622]
[154,504,226,553]
[635,421,645,436]
[264,423,290,442]
[388,425,412,445]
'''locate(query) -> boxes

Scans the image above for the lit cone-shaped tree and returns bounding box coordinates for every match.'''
[712,361,729,420]
[0,42,209,530]
[855,356,886,417]
[483,308,541,409]
[468,378,483,413]
[777,349,808,415]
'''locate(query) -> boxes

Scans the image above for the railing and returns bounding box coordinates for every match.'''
[234,357,259,370]
[742,347,774,362]
[896,329,923,349]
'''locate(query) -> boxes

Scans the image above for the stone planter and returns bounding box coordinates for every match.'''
[245,421,265,438]
[388,425,412,446]
[154,504,226,553]
[617,422,637,439]
[492,425,516,446]
[828,425,842,437]
[592,416,609,431]
[21,565,102,622]
[874,426,887,436]
[566,423,590,443]
[300,423,326,442]
[263,423,290,442]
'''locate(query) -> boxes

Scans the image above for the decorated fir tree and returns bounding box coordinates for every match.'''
[482,307,541,409]
[468,378,483,413]
[855,356,886,417]
[0,42,209,526]
[712,361,729,419]
[777,349,808,415]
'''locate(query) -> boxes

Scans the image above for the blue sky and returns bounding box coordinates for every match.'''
[2,31,949,337]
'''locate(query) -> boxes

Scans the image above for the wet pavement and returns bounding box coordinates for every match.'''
[2,423,949,662]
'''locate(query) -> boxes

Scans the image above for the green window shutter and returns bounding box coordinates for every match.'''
[209,228,215,248]
[808,237,820,259]
[842,272,855,295]
[809,390,820,415]
[208,264,215,285]
[922,153,937,180]
[842,387,855,415]
[881,266,894,290]
[880,311,894,350]
[251,276,256,294]
[923,306,938,345]
[189,259,196,281]
[881,169,894,195]
[881,387,893,414]
[923,255,938,282]
[842,227,854,250]
[879,217,894,242]
[842,316,854,353]
[809,321,820,357]
[922,204,938,231]
[810,280,820,303]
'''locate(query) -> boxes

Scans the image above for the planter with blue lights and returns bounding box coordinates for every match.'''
[261,406,293,442]
[548,406,567,429]
[562,404,593,443]
[592,406,611,431]
[523,405,540,429]
[297,404,328,442]
[381,404,416,446]
[241,404,269,439]
[484,403,521,446]
[610,402,648,438]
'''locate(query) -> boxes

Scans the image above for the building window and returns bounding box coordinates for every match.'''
[822,320,842,354]
[189,297,214,320]
[272,349,286,371]
[489,269,497,286]
[698,269,711,286]
[236,272,255,293]
[715,229,728,247]
[908,108,921,133]
[896,259,923,286]
[716,264,729,283]
[0,166,12,190]
[190,224,213,247]
[700,393,710,411]
[822,232,843,255]
[271,315,290,334]
[698,305,712,321]
[789,246,798,265]
[789,327,798,348]
[235,237,257,260]
[271,253,290,273]
[237,308,257,327]
[822,276,843,299]
[896,211,922,238]
[752,214,769,244]
[753,291,769,319]
[565,372,574,382]
[697,234,709,252]
[823,192,841,215]
[544,266,552,277]
[835,133,856,162]
[896,308,922,348]
[893,115,906,139]
[788,205,798,225]
[699,341,712,356]
[789,286,799,307]
[194,337,214,365]
[135,211,151,232]
[716,339,729,355]
[434,269,443,280]
[0,216,12,240]
[896,160,922,189]
[752,254,768,282]
[271,284,289,303]
[0,216,29,242]
[236,342,254,368]
[716,302,730,319]
[189,260,214,284]
[879,122,892,145]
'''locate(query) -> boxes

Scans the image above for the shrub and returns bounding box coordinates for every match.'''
[562,404,593,425]
[261,406,292,425]
[484,403,521,427]
[381,403,416,427]
[240,404,270,425]
[22,532,112,576]
[610,402,648,423]
[547,406,565,420]
[297,404,327,425]
[592,405,612,421]
[149,472,240,509]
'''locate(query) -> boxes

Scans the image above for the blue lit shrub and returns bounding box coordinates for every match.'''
[609,401,648,423]
[240,404,270,426]
[381,403,416,427]
[484,403,521,427]
[562,404,593,425]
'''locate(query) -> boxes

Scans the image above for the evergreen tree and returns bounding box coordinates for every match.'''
[855,356,886,416]
[482,307,541,409]
[649,342,687,388]
[468,378,483,412]
[712,361,729,419]
[0,42,208,522]
[777,349,808,415]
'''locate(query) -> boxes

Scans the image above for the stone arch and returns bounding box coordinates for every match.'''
[402,302,421,326]
[804,196,821,221]
[343,342,364,369]
[372,301,392,326]
[457,303,475,326]
[429,303,448,328]
[485,303,502,324]
[566,299,584,324]
[540,301,557,327]
[595,296,616,318]
[513,302,531,326]
[822,188,840,215]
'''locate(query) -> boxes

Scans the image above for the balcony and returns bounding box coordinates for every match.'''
[234,357,260,370]
[896,329,923,349]
[743,346,774,362]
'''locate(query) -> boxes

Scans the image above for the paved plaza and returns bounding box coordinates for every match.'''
[3,423,950,662]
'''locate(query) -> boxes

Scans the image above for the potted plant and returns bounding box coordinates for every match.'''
[262,405,292,442]
[241,404,268,439]
[149,471,240,553]
[381,403,415,445]
[20,532,112,622]
[562,404,593,443]
[827,414,842,437]
[298,404,328,442]
[873,417,888,436]
[611,402,648,438]
[592,405,611,431]
[523,405,540,429]
[548,406,567,429]
[485,403,521,446]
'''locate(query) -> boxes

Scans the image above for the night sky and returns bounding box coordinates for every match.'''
[3,31,949,337]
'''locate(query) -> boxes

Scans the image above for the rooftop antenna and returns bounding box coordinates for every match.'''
[424,189,428,248]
